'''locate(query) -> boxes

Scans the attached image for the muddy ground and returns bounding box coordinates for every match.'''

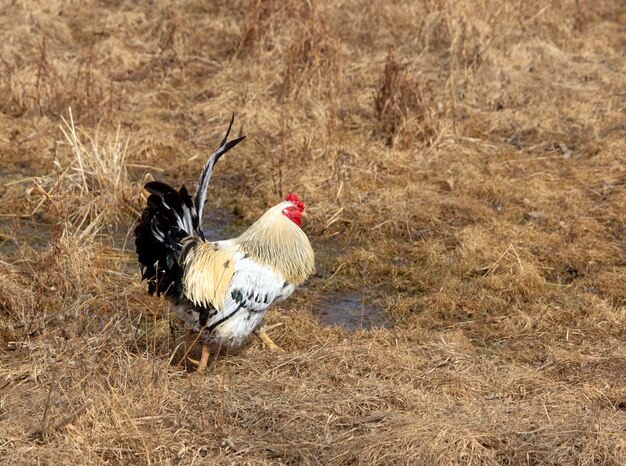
[1,1,625,464]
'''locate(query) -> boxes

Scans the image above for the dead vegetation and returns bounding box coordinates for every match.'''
[374,46,437,147]
[279,6,343,101]
[25,109,142,236]
[1,0,625,464]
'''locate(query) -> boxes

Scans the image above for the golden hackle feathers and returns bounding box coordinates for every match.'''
[181,238,235,309]
[234,201,315,286]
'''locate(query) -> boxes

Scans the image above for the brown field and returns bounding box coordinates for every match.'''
[1,1,625,464]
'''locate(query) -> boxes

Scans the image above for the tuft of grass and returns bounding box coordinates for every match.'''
[374,46,437,147]
[235,0,308,58]
[30,108,141,236]
[279,4,343,100]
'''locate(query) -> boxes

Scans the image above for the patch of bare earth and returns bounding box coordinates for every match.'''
[1,0,625,464]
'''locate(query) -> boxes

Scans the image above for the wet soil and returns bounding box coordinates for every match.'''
[315,291,392,331]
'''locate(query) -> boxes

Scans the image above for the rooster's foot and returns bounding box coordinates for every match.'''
[255,325,285,352]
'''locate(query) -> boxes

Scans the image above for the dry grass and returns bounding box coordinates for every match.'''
[374,46,437,147]
[1,0,625,464]
[29,109,143,236]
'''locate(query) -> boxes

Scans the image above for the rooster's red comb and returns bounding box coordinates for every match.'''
[285,193,305,211]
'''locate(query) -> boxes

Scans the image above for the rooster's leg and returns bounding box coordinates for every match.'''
[188,343,211,373]
[255,326,284,352]
[197,344,211,372]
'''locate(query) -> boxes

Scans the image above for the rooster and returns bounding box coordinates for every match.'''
[134,116,314,372]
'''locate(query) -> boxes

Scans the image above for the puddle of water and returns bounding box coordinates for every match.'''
[316,292,392,331]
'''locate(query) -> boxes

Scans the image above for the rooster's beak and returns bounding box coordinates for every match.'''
[301,211,308,218]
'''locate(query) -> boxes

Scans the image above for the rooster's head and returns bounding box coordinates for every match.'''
[282,193,306,226]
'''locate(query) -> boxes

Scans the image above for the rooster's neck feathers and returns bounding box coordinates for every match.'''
[234,202,314,285]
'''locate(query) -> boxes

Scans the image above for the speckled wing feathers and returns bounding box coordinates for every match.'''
[173,250,296,348]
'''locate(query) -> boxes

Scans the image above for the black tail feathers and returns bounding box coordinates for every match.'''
[134,115,245,299]
[134,182,201,298]
[195,113,246,222]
